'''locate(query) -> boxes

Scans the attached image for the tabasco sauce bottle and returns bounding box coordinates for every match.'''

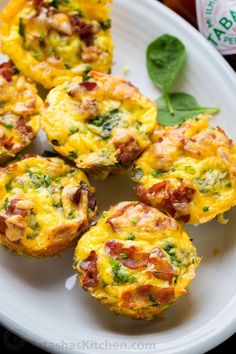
[161,0,236,70]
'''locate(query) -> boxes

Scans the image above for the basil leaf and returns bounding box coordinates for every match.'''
[157,93,220,126]
[146,34,186,94]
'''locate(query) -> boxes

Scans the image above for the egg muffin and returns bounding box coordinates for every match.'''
[0,155,97,257]
[133,115,236,224]
[0,61,42,164]
[41,71,157,179]
[0,0,113,89]
[74,201,200,320]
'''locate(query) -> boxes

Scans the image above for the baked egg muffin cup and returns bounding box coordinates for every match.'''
[0,61,42,165]
[0,0,113,89]
[41,71,157,179]
[133,115,236,224]
[0,154,97,257]
[74,201,200,320]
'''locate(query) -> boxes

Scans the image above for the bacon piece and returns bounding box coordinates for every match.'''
[71,184,96,210]
[105,240,147,269]
[0,61,16,82]
[106,202,177,232]
[7,199,27,217]
[115,136,142,166]
[184,128,232,158]
[88,191,96,210]
[179,214,191,223]
[149,180,168,194]
[135,181,196,221]
[79,82,98,91]
[16,117,33,139]
[71,187,82,204]
[0,136,14,151]
[69,15,94,39]
[149,248,175,282]
[68,82,98,98]
[106,202,137,230]
[80,250,98,289]
[105,240,174,282]
[0,216,7,235]
[132,186,151,206]
[0,61,15,81]
[121,285,175,308]
[81,34,94,47]
[69,15,95,45]
[27,98,36,110]
[32,0,44,12]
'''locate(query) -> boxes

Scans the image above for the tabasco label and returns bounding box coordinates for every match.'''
[196,0,236,54]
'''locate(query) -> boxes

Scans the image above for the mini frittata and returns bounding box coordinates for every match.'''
[0,155,97,257]
[42,71,157,179]
[0,0,113,89]
[0,61,42,164]
[133,115,236,224]
[74,201,200,320]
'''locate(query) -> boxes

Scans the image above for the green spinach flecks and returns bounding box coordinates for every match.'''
[163,242,181,267]
[89,109,121,138]
[110,259,136,283]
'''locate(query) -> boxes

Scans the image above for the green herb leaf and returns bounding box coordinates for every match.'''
[2,198,9,211]
[19,18,25,38]
[185,165,196,175]
[202,206,209,212]
[146,34,186,94]
[43,175,51,187]
[120,253,128,259]
[126,233,136,240]
[69,127,79,134]
[163,242,181,266]
[100,19,111,30]
[28,170,52,189]
[89,109,121,138]
[157,93,220,126]
[5,182,11,191]
[67,211,76,219]
[67,151,78,160]
[4,123,13,129]
[50,0,69,8]
[82,65,92,82]
[26,232,38,240]
[32,53,41,60]
[110,260,136,283]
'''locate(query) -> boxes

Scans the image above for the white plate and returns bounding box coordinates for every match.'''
[0,0,236,353]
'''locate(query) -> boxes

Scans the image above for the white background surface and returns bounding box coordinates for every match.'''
[0,0,236,353]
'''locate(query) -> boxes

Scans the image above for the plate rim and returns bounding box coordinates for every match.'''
[0,0,236,353]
